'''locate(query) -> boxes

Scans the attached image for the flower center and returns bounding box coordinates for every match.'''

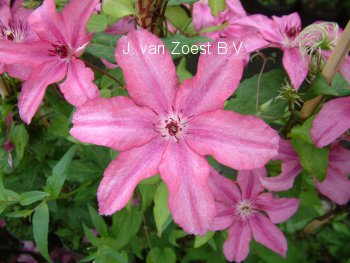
[235,200,255,219]
[0,19,27,42]
[49,42,71,59]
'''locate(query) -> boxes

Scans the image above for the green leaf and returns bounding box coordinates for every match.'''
[83,223,100,246]
[111,208,142,249]
[310,74,338,96]
[6,210,32,218]
[87,13,109,33]
[332,73,350,96]
[153,182,171,237]
[146,247,176,263]
[208,0,226,17]
[33,204,50,262]
[86,32,120,63]
[88,205,109,237]
[194,231,215,248]
[102,0,135,20]
[288,116,315,144]
[96,245,128,263]
[9,123,29,161]
[176,57,192,83]
[291,138,329,182]
[165,6,192,32]
[46,145,77,197]
[19,191,50,206]
[168,0,199,6]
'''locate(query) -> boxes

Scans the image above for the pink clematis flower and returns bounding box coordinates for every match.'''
[261,139,350,205]
[311,96,350,147]
[193,0,269,53]
[208,167,299,262]
[235,12,309,89]
[70,29,279,234]
[0,0,37,79]
[0,0,100,124]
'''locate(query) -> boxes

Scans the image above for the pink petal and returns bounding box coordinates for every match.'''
[105,17,136,35]
[254,193,299,224]
[311,96,350,147]
[186,110,279,170]
[223,221,251,263]
[59,59,99,107]
[208,167,241,204]
[237,168,266,200]
[209,202,236,231]
[282,47,309,90]
[0,40,53,67]
[115,30,178,114]
[226,0,247,18]
[260,161,302,191]
[28,0,67,43]
[315,166,350,205]
[329,143,350,174]
[275,139,299,161]
[159,141,215,235]
[98,138,166,215]
[339,56,350,84]
[61,0,99,48]
[249,214,287,257]
[0,2,11,26]
[4,64,31,80]
[272,13,301,38]
[175,42,245,117]
[192,1,218,32]
[70,96,158,151]
[19,61,67,124]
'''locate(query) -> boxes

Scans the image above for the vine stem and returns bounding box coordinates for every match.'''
[81,58,124,88]
[300,20,350,119]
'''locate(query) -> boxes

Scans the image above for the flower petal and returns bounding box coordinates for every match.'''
[208,167,241,204]
[70,96,158,151]
[210,202,236,231]
[315,167,350,205]
[311,96,350,147]
[175,42,245,116]
[28,0,66,43]
[282,47,309,90]
[115,30,178,114]
[275,139,299,161]
[159,141,215,235]
[260,161,302,191]
[223,221,251,263]
[18,61,66,124]
[186,110,279,170]
[98,138,166,215]
[249,214,287,257]
[329,143,350,174]
[254,193,299,224]
[272,13,301,38]
[59,59,99,107]
[61,0,99,47]
[339,56,350,84]
[237,168,266,200]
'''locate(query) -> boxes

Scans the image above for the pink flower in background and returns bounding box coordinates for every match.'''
[17,241,39,263]
[311,96,350,147]
[208,168,299,262]
[0,0,37,79]
[235,12,309,89]
[321,50,350,84]
[70,29,279,234]
[261,139,350,205]
[193,0,269,53]
[0,0,100,124]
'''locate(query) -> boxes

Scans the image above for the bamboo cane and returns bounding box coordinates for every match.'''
[300,20,350,119]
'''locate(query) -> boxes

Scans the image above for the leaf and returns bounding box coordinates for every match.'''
[6,210,32,218]
[291,138,329,182]
[153,182,171,237]
[168,0,199,6]
[111,208,142,249]
[332,73,350,96]
[86,33,121,63]
[146,247,176,263]
[288,116,315,144]
[208,0,226,17]
[88,205,109,237]
[9,123,29,161]
[83,223,100,246]
[87,13,109,33]
[33,204,50,262]
[102,0,135,20]
[165,6,193,33]
[194,231,214,248]
[19,191,49,206]
[97,245,129,263]
[176,57,192,83]
[310,74,338,96]
[46,145,78,197]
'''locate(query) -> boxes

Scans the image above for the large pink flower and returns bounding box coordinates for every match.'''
[0,0,37,79]
[311,96,350,147]
[208,167,299,262]
[235,12,309,89]
[261,139,350,205]
[0,0,100,124]
[193,0,269,53]
[70,29,279,234]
